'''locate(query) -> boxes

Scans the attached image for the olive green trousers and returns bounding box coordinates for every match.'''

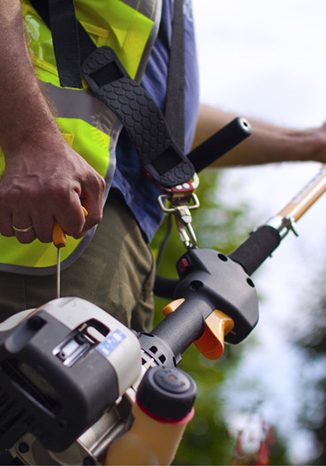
[0,191,155,332]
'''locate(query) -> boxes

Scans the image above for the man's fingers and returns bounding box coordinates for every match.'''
[0,195,96,244]
[54,193,87,238]
[80,188,104,234]
[0,208,14,237]
[11,212,36,244]
[32,211,56,243]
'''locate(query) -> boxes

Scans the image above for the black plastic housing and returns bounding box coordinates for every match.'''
[0,311,118,452]
[153,248,259,358]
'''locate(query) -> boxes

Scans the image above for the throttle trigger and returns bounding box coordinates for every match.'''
[194,310,234,360]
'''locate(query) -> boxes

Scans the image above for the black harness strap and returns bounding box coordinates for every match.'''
[164,0,185,152]
[29,0,195,188]
[29,0,95,73]
[48,0,82,88]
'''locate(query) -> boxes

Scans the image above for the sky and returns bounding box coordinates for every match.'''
[192,1,326,463]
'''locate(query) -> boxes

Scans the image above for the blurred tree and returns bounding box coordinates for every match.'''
[295,273,326,464]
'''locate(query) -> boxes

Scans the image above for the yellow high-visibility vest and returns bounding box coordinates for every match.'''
[0,0,161,274]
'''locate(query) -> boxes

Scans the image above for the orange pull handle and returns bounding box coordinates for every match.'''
[194,310,234,360]
[52,206,88,248]
[163,300,235,360]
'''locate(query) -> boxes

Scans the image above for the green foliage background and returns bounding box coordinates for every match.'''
[294,268,326,465]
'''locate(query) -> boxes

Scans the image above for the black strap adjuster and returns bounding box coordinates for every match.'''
[82,46,128,91]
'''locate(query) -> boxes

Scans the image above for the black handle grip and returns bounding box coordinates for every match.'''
[187,117,251,172]
[153,297,212,357]
[154,276,178,299]
[229,225,282,276]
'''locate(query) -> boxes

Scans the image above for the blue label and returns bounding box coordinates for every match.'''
[96,329,127,358]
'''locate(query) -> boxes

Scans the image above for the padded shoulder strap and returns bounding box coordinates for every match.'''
[29,0,195,188]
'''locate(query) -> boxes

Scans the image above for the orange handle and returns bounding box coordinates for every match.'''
[162,300,235,360]
[52,206,88,248]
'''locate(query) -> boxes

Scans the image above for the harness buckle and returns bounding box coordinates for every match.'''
[158,189,200,249]
[160,173,200,197]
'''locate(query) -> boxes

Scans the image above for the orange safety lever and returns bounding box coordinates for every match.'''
[163,299,235,360]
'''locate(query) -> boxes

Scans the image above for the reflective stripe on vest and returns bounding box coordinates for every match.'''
[0,0,162,274]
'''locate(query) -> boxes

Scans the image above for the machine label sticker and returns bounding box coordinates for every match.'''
[96,329,127,357]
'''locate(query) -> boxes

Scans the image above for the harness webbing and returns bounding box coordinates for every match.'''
[29,0,196,188]
[164,0,185,152]
[48,0,82,88]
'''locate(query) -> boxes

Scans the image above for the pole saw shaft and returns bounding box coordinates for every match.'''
[277,165,326,222]
[230,165,326,275]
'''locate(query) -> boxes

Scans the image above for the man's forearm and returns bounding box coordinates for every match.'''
[0,0,59,154]
[193,104,326,167]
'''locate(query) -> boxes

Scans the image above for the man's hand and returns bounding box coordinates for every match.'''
[0,135,105,244]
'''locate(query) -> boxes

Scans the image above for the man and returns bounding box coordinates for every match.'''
[0,0,325,331]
